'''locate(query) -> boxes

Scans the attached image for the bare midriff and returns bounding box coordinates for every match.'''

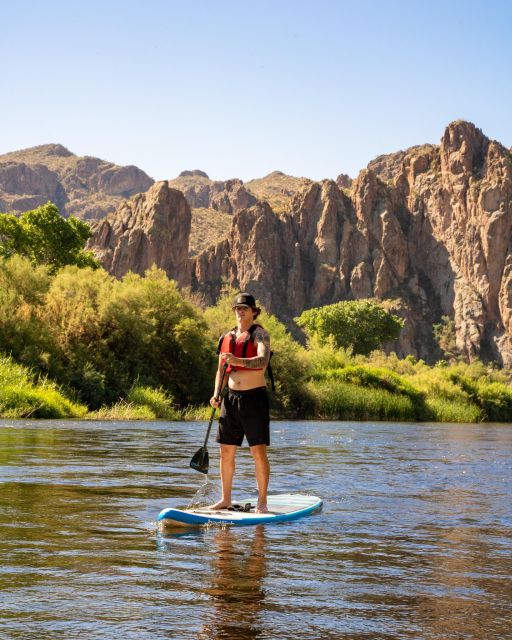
[228,368,267,391]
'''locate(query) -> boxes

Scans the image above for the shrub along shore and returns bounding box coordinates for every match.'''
[1,254,512,423]
[2,349,511,423]
[0,328,512,423]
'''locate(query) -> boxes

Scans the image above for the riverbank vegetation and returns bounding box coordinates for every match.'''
[1,257,511,422]
[306,349,508,423]
[0,355,87,419]
[2,206,512,422]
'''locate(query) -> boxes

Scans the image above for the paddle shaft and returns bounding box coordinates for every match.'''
[201,363,228,448]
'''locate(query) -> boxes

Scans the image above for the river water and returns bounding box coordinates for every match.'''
[0,419,510,640]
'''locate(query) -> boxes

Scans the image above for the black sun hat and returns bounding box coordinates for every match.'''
[232,292,260,313]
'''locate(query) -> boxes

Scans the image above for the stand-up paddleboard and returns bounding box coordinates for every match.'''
[157,493,322,528]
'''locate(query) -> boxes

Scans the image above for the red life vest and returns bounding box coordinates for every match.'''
[218,324,264,372]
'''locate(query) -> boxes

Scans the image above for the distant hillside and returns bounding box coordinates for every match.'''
[88,121,512,368]
[245,171,311,214]
[169,171,257,254]
[189,207,233,257]
[169,170,311,251]
[0,145,327,254]
[0,144,154,220]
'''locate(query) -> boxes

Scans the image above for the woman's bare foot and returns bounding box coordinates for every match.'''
[208,500,232,511]
[255,502,269,514]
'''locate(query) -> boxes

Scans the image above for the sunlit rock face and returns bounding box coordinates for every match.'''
[84,121,512,365]
[89,181,191,287]
[0,143,154,220]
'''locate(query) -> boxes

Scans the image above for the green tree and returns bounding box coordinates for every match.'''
[41,265,214,408]
[0,257,215,409]
[433,315,459,362]
[0,255,52,366]
[296,299,404,356]
[0,202,100,272]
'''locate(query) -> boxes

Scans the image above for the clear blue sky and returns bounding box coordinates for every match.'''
[1,0,511,182]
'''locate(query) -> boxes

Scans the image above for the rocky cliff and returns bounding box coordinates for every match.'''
[0,144,154,219]
[169,172,257,214]
[244,171,313,214]
[189,122,512,365]
[10,122,510,366]
[168,172,259,256]
[89,181,191,287]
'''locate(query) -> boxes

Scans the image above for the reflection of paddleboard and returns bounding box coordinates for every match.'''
[157,493,322,527]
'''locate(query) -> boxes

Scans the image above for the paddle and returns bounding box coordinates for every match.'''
[190,363,228,474]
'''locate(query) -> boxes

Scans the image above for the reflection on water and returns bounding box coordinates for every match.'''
[200,526,267,640]
[159,526,267,640]
[0,419,511,639]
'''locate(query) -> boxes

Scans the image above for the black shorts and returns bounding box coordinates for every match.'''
[216,387,270,447]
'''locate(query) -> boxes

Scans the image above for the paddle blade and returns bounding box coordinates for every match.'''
[190,447,209,474]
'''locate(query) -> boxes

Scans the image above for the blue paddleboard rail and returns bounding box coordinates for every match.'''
[157,494,322,527]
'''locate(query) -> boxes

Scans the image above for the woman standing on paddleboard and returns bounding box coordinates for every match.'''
[209,293,271,514]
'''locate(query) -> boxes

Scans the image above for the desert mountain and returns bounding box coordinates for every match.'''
[91,181,191,287]
[168,171,258,256]
[3,123,512,365]
[169,170,311,254]
[0,143,154,220]
[245,171,313,214]
[0,144,311,255]
[168,169,316,254]
[89,121,512,366]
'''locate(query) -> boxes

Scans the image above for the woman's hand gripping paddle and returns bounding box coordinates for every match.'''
[190,363,228,474]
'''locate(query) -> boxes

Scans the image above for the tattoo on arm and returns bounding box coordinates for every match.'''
[240,330,270,369]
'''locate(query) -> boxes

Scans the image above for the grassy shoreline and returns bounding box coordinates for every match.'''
[2,352,512,423]
[3,257,511,424]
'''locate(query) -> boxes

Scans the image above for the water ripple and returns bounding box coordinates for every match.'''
[0,419,511,639]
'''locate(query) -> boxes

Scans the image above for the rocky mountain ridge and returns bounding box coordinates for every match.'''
[3,122,512,365]
[169,173,257,215]
[91,181,191,287]
[0,144,154,220]
[0,145,306,254]
[90,121,512,365]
